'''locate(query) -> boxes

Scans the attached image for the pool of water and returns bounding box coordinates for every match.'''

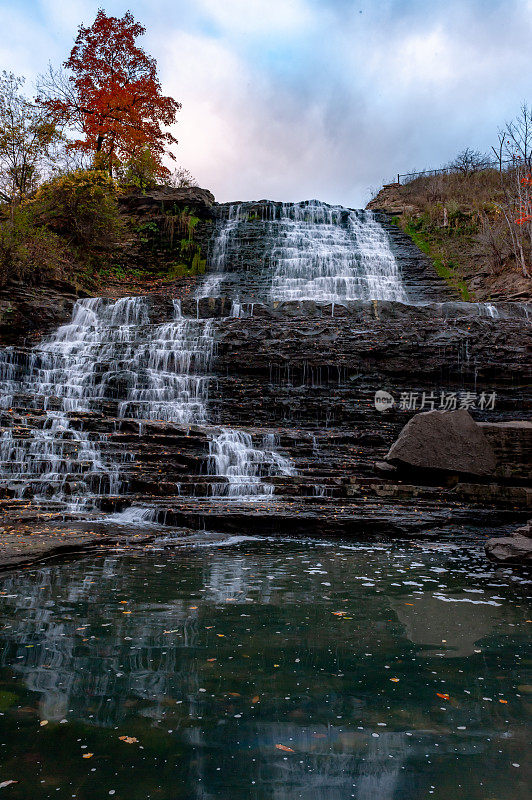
[0,535,530,799]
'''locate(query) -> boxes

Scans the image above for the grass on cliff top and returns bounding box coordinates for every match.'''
[388,168,527,300]
[392,215,472,300]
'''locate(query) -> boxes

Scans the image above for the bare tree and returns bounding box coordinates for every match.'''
[448,147,490,177]
[492,104,532,278]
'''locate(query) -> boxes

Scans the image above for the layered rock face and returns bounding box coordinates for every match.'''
[1,199,531,544]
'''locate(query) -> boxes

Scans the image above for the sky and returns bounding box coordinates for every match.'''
[2,0,532,207]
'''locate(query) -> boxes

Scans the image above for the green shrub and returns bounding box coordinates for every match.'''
[0,206,73,288]
[32,169,123,248]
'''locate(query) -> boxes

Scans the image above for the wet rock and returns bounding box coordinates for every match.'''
[374,461,397,477]
[385,409,497,477]
[478,421,532,482]
[485,534,532,563]
[0,281,81,345]
[515,519,532,538]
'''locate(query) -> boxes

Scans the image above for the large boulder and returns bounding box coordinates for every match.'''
[385,409,497,476]
[485,534,532,563]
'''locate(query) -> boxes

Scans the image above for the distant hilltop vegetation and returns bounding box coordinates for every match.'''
[367,142,532,303]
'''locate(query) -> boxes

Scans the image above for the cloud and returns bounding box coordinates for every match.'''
[194,0,313,36]
[2,0,532,206]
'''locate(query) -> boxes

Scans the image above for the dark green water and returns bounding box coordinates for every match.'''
[0,535,530,799]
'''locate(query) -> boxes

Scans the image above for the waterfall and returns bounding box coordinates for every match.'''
[268,202,407,303]
[0,294,294,508]
[0,297,151,506]
[0,198,408,510]
[197,204,244,300]
[200,200,407,304]
[209,429,295,498]
[477,302,499,319]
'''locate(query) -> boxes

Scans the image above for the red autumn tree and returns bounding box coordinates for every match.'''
[38,9,180,176]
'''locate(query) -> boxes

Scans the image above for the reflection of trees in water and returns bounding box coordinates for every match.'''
[0,557,205,724]
[0,545,528,799]
[186,721,413,800]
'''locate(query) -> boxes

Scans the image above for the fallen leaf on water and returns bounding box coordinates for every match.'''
[0,781,17,788]
[332,611,346,616]
[499,699,508,704]
[251,695,259,703]
[275,744,295,752]
[119,736,138,744]
[436,693,450,700]
[82,753,93,759]
[39,720,48,727]
[390,678,400,682]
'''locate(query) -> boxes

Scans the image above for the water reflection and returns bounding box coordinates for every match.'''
[0,538,529,800]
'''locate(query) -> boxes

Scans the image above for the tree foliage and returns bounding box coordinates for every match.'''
[0,71,59,206]
[0,206,72,288]
[38,10,181,176]
[33,169,123,248]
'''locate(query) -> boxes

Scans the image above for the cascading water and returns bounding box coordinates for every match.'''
[0,294,294,509]
[202,200,407,305]
[0,198,409,511]
[209,430,294,498]
[197,204,243,300]
[0,297,151,506]
[268,202,407,303]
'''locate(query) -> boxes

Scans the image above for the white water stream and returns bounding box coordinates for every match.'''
[268,202,407,303]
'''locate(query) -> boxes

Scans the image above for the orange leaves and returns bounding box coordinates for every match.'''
[251,695,260,704]
[38,9,180,174]
[119,736,138,744]
[82,753,94,759]
[275,744,295,753]
[436,693,450,700]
